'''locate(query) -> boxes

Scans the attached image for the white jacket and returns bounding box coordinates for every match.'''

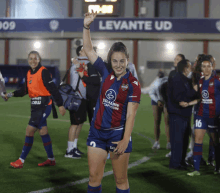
[127,63,138,80]
[149,77,168,103]
[70,56,90,99]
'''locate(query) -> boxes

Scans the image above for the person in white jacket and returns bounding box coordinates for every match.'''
[0,71,7,101]
[149,70,170,150]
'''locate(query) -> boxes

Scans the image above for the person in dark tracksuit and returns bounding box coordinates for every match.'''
[167,59,198,170]
[168,54,185,84]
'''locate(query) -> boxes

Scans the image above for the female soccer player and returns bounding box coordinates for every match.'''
[4,51,66,168]
[180,56,220,176]
[83,11,141,193]
[149,71,170,150]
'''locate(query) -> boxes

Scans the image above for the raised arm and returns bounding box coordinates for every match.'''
[83,11,98,64]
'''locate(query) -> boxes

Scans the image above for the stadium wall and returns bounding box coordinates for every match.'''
[9,40,67,70]
[209,42,220,66]
[0,40,4,64]
[0,1,6,18]
[10,0,68,18]
[138,41,203,87]
[210,0,220,18]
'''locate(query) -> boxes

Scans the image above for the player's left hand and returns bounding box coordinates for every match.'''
[179,101,188,107]
[112,138,129,155]
[157,100,163,108]
[59,106,66,116]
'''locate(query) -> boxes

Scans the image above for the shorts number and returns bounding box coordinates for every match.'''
[195,119,202,128]
[90,141,96,147]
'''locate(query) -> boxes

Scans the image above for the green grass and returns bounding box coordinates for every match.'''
[0,93,219,193]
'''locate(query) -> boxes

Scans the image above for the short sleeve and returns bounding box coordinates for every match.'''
[93,57,109,78]
[128,80,141,103]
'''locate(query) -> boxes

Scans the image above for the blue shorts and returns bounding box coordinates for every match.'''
[87,127,132,153]
[151,100,157,106]
[194,115,218,133]
[29,104,52,129]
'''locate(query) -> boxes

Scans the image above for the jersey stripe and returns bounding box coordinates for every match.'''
[110,79,129,128]
[208,77,215,118]
[94,72,115,129]
[198,78,204,117]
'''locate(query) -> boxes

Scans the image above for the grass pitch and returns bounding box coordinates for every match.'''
[0,93,219,193]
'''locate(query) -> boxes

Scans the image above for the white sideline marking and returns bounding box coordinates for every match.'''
[28,157,150,193]
[0,113,153,193]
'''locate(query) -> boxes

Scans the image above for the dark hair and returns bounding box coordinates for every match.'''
[158,70,165,78]
[206,54,215,63]
[28,51,41,62]
[201,55,213,66]
[177,54,186,61]
[76,45,83,56]
[177,59,188,73]
[107,42,129,65]
[192,54,206,85]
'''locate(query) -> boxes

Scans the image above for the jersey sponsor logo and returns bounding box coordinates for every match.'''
[31,101,41,105]
[104,89,119,110]
[110,75,115,80]
[133,81,138,86]
[121,83,128,91]
[201,90,213,104]
[103,98,119,110]
[105,89,116,101]
[202,90,209,99]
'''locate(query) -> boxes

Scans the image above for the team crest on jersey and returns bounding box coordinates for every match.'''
[209,82,214,87]
[29,80,32,84]
[121,83,128,91]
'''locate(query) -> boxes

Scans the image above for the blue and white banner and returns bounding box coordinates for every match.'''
[0,18,220,33]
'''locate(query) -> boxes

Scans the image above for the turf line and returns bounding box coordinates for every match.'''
[28,156,150,193]
[0,113,153,193]
[27,133,153,193]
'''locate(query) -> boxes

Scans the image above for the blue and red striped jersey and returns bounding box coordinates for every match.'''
[91,57,141,130]
[197,75,220,118]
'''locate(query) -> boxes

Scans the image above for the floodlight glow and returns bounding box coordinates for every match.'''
[34,41,41,49]
[166,42,174,50]
[97,42,106,49]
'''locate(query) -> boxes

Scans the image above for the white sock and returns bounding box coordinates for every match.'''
[67,141,74,152]
[74,138,78,149]
[19,158,24,163]
[48,157,55,161]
